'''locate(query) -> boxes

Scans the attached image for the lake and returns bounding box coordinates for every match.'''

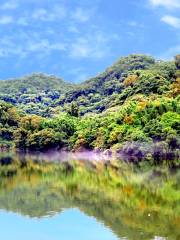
[0,152,179,240]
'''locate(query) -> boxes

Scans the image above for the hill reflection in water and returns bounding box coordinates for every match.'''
[0,153,179,240]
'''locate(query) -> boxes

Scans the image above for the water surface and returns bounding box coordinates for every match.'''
[0,209,119,240]
[0,153,179,240]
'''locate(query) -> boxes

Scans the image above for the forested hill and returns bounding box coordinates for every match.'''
[0,54,179,160]
[0,73,74,94]
[0,54,177,116]
[0,73,75,115]
[56,54,176,115]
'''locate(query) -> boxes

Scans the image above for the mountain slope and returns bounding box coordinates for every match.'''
[0,54,179,161]
[0,73,74,94]
[0,54,178,117]
[55,54,176,115]
[0,73,75,115]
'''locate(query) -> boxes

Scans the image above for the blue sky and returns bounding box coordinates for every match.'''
[0,0,180,82]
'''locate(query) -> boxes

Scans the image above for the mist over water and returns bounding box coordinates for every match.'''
[19,150,112,162]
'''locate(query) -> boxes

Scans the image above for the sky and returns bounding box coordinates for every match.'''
[0,0,180,82]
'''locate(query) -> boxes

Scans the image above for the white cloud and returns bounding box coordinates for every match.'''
[1,1,18,10]
[158,45,180,59]
[68,25,79,33]
[69,32,113,59]
[72,7,94,23]
[128,21,144,28]
[0,16,13,24]
[0,36,25,57]
[161,15,180,28]
[0,34,66,59]
[32,8,48,21]
[32,6,66,22]
[15,5,67,26]
[128,21,138,27]
[75,72,89,82]
[70,41,92,58]
[68,67,90,82]
[24,39,66,56]
[150,0,180,9]
[17,17,29,26]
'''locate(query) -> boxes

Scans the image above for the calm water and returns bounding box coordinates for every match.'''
[0,209,118,240]
[0,153,179,240]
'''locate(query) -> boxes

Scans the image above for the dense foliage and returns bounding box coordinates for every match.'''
[0,73,74,116]
[0,54,179,162]
[55,54,176,115]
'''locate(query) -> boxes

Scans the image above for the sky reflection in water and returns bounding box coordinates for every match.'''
[0,209,119,240]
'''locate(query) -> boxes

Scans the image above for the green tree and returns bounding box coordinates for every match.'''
[67,102,79,117]
[175,54,180,69]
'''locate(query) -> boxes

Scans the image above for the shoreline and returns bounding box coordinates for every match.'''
[0,146,179,166]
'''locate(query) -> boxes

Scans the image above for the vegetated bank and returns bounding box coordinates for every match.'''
[0,54,179,164]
